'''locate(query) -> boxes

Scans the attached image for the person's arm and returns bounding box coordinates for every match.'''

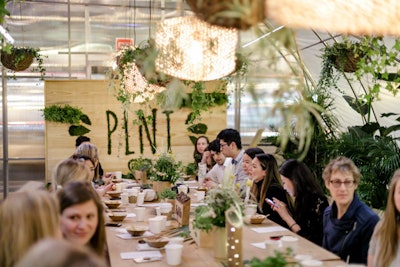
[271,197,300,232]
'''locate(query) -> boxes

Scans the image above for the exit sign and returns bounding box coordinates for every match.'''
[116,38,134,51]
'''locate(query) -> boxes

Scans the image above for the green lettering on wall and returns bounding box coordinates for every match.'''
[137,109,157,154]
[124,110,135,155]
[106,110,118,155]
[163,110,173,150]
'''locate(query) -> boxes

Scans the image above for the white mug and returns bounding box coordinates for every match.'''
[134,207,146,222]
[148,217,164,234]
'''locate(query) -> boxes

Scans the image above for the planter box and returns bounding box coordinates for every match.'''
[190,224,213,248]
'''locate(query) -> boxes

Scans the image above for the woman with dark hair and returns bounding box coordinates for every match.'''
[249,153,293,227]
[57,181,108,262]
[272,159,329,245]
[242,147,265,177]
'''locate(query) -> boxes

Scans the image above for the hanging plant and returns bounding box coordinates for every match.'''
[186,0,265,30]
[1,44,46,80]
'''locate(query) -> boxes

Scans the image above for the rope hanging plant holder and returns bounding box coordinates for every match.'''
[1,47,34,71]
[186,0,265,30]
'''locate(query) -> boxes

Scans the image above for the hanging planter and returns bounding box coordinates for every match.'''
[0,45,46,79]
[186,0,265,30]
[1,47,34,71]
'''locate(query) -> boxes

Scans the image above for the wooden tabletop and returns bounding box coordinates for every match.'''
[105,201,344,267]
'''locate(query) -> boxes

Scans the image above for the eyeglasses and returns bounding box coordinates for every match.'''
[220,143,229,148]
[329,180,355,188]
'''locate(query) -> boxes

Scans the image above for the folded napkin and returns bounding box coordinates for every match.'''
[120,250,162,260]
[250,225,288,233]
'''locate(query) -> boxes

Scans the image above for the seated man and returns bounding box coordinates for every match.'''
[198,139,231,188]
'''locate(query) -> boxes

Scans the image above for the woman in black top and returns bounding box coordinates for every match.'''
[272,159,329,245]
[249,153,293,227]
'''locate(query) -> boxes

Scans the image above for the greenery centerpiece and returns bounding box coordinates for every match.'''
[150,151,183,196]
[192,165,244,259]
[127,156,153,183]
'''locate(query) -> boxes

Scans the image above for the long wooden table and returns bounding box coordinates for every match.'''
[105,201,345,266]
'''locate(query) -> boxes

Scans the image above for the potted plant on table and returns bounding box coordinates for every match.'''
[150,151,182,197]
[127,156,153,184]
[192,165,244,260]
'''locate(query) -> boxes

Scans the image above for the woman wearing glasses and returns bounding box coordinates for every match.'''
[322,156,379,265]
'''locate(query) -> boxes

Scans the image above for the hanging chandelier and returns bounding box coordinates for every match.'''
[155,16,239,81]
[122,62,166,103]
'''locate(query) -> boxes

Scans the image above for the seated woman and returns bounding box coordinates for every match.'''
[272,159,329,245]
[57,181,109,263]
[242,147,265,178]
[0,190,61,267]
[52,157,92,190]
[322,156,379,265]
[368,169,400,267]
[249,153,293,227]
[15,238,107,267]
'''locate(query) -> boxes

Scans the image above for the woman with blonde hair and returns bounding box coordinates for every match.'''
[75,142,101,183]
[0,190,61,267]
[15,238,107,267]
[368,169,400,267]
[322,156,379,264]
[52,157,92,190]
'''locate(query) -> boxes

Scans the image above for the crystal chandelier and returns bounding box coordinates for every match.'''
[123,62,166,103]
[155,16,239,81]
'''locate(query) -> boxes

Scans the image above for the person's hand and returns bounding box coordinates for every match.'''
[203,177,218,189]
[96,183,115,197]
[102,173,114,185]
[201,151,211,164]
[270,197,292,222]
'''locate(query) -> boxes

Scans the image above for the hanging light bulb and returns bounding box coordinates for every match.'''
[155,16,239,81]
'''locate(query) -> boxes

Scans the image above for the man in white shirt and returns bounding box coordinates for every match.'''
[217,128,247,191]
[198,139,231,188]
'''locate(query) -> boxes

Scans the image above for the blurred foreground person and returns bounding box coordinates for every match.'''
[0,190,61,267]
[15,238,107,267]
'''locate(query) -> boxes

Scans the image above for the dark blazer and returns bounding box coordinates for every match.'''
[322,194,379,264]
[294,193,329,245]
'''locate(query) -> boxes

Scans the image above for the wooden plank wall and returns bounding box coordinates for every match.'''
[44,80,227,182]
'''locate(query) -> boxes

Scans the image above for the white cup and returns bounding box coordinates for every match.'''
[134,207,146,222]
[244,204,257,216]
[194,191,205,202]
[281,236,299,256]
[113,171,122,179]
[165,244,183,266]
[155,206,161,216]
[159,202,172,214]
[148,217,164,234]
[136,192,145,206]
[300,259,323,266]
[121,193,129,205]
[169,236,184,245]
[264,239,281,257]
[177,185,188,194]
[159,215,167,230]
